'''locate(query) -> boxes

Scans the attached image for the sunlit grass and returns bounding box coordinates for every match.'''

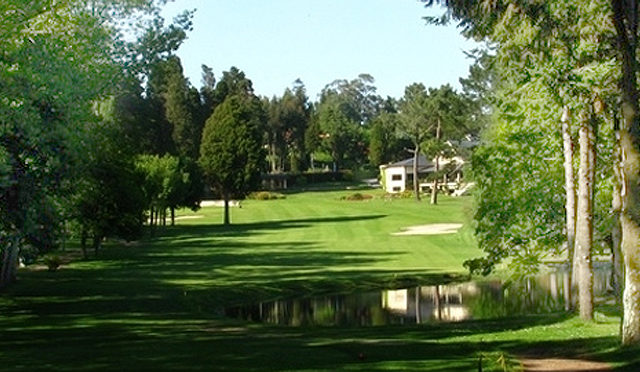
[0,188,636,371]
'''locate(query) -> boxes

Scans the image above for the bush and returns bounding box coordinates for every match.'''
[341,193,373,201]
[295,175,307,186]
[247,191,286,200]
[382,190,415,199]
[341,170,355,182]
[353,167,378,180]
[398,190,414,199]
[43,254,63,272]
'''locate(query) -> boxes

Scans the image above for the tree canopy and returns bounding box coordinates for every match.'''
[199,93,266,225]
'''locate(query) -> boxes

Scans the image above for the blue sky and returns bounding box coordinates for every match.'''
[161,0,480,100]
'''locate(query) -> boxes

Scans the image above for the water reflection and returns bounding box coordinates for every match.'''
[225,269,612,326]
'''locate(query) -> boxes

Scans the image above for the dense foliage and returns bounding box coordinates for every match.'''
[199,95,266,225]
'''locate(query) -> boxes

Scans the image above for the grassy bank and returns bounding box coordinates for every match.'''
[0,188,637,371]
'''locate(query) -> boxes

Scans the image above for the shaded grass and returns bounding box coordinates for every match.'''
[0,189,637,371]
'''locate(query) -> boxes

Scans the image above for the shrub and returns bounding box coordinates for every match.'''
[341,170,355,182]
[398,190,414,199]
[295,176,307,186]
[43,255,63,272]
[247,191,286,200]
[381,190,415,199]
[341,193,373,201]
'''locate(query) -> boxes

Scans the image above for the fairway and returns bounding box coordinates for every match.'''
[0,189,632,371]
[167,190,480,294]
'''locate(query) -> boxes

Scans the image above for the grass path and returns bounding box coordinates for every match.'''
[0,189,637,371]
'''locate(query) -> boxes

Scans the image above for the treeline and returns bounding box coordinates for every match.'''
[422,0,640,345]
[0,1,481,289]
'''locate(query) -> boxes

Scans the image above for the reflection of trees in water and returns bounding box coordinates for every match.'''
[225,268,612,326]
[469,269,611,318]
[465,281,506,319]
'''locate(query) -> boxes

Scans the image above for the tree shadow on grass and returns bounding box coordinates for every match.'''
[0,311,629,372]
[158,214,388,241]
[7,234,451,323]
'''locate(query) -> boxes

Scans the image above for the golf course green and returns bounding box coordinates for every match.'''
[0,188,636,371]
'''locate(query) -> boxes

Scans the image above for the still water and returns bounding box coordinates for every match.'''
[226,269,612,326]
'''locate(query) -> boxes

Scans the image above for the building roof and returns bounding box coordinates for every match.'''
[381,155,435,173]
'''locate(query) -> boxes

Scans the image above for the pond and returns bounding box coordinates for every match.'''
[225,268,613,327]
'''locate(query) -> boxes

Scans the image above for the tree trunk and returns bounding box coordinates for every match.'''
[563,272,571,311]
[310,152,315,171]
[0,233,20,289]
[149,205,155,237]
[413,145,421,202]
[431,118,442,205]
[171,206,175,227]
[611,0,640,345]
[223,193,231,226]
[270,143,277,173]
[561,107,576,306]
[93,234,102,258]
[415,287,421,324]
[612,114,624,302]
[81,228,89,260]
[575,110,596,321]
[431,162,439,205]
[619,103,640,343]
[434,285,442,321]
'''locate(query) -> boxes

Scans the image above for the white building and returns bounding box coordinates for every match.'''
[379,155,435,193]
[379,155,467,194]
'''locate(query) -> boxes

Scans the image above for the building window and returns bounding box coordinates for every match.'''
[391,174,402,181]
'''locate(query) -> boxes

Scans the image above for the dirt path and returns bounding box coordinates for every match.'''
[518,356,612,371]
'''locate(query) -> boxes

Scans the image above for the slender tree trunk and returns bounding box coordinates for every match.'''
[415,287,421,324]
[154,207,160,236]
[0,233,20,289]
[171,206,175,227]
[2,138,25,289]
[611,0,640,345]
[561,107,577,306]
[149,205,155,237]
[431,118,442,205]
[563,272,571,311]
[412,145,421,202]
[575,110,596,321]
[612,114,624,302]
[81,228,89,259]
[431,158,440,204]
[223,192,231,226]
[93,234,102,258]
[434,285,442,321]
[270,143,277,173]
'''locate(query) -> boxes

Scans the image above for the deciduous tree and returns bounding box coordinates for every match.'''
[0,0,159,287]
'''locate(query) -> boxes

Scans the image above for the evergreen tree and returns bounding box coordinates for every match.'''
[199,94,266,225]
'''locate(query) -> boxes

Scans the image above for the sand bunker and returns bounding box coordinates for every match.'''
[392,223,463,236]
[174,215,204,220]
[201,200,241,208]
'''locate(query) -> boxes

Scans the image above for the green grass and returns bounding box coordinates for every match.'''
[0,188,637,371]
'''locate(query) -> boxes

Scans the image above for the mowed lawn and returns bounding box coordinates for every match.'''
[165,189,480,294]
[0,189,634,371]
